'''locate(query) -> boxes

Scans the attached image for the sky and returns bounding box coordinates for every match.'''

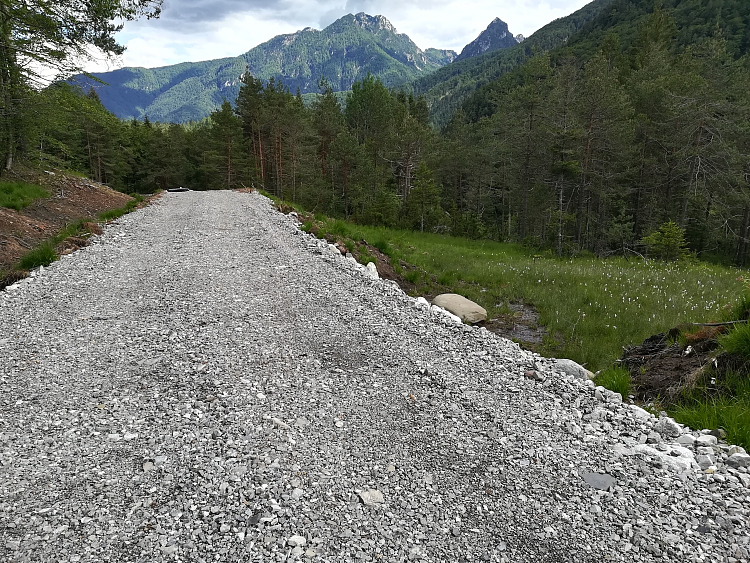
[83,0,593,72]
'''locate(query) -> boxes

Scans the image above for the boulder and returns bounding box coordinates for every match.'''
[365,262,379,279]
[432,294,487,324]
[553,358,596,381]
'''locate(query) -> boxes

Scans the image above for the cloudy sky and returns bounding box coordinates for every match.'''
[84,0,593,72]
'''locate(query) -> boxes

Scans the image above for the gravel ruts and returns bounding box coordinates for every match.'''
[1,191,748,562]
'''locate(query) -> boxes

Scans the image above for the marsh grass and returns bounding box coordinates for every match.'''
[0,180,49,210]
[594,367,632,397]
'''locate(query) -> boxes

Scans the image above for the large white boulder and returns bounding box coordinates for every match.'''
[432,294,487,324]
[553,358,596,381]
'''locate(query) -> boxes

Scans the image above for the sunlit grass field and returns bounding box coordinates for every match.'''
[314,218,745,372]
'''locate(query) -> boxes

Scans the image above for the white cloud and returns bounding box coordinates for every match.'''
[83,0,593,71]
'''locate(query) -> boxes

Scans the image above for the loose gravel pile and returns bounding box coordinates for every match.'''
[1,191,748,563]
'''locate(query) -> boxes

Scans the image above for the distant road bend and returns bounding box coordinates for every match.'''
[0,191,748,562]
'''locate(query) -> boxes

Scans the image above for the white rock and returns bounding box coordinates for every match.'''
[553,358,596,381]
[695,435,718,447]
[676,434,696,447]
[365,262,379,279]
[288,535,306,547]
[358,489,385,506]
[630,405,652,420]
[654,416,682,438]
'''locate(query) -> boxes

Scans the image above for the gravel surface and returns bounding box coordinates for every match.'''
[1,190,748,562]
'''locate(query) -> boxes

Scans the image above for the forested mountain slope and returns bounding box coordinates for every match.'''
[70,13,456,123]
[413,0,618,127]
[461,0,750,122]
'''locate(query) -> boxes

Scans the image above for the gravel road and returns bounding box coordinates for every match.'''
[1,191,748,562]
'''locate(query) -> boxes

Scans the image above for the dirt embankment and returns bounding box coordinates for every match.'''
[0,168,134,272]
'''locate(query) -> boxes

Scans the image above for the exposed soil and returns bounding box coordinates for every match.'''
[0,167,134,272]
[620,324,736,401]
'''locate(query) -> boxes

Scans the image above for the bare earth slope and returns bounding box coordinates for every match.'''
[0,191,747,562]
[0,170,132,271]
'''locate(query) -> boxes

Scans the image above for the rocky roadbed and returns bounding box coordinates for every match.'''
[0,191,748,562]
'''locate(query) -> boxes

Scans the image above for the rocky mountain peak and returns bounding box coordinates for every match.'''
[352,13,396,34]
[455,17,519,62]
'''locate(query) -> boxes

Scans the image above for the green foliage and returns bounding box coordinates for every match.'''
[641,221,691,261]
[673,369,750,451]
[719,323,750,360]
[19,243,56,269]
[594,366,632,397]
[98,197,141,222]
[0,181,49,210]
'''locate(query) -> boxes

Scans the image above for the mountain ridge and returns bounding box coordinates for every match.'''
[70,13,457,123]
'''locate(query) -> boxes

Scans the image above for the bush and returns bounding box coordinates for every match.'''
[641,220,691,261]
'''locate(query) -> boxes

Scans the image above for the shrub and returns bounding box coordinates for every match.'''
[641,220,691,261]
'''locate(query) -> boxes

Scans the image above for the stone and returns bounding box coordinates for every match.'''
[288,535,306,547]
[654,416,681,438]
[523,370,545,382]
[432,294,487,324]
[582,472,616,491]
[630,405,652,421]
[553,358,595,381]
[358,489,385,506]
[271,417,289,430]
[676,435,696,447]
[696,455,715,470]
[726,453,750,469]
[365,262,379,279]
[695,435,718,447]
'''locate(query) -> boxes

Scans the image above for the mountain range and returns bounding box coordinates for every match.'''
[71,13,516,123]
